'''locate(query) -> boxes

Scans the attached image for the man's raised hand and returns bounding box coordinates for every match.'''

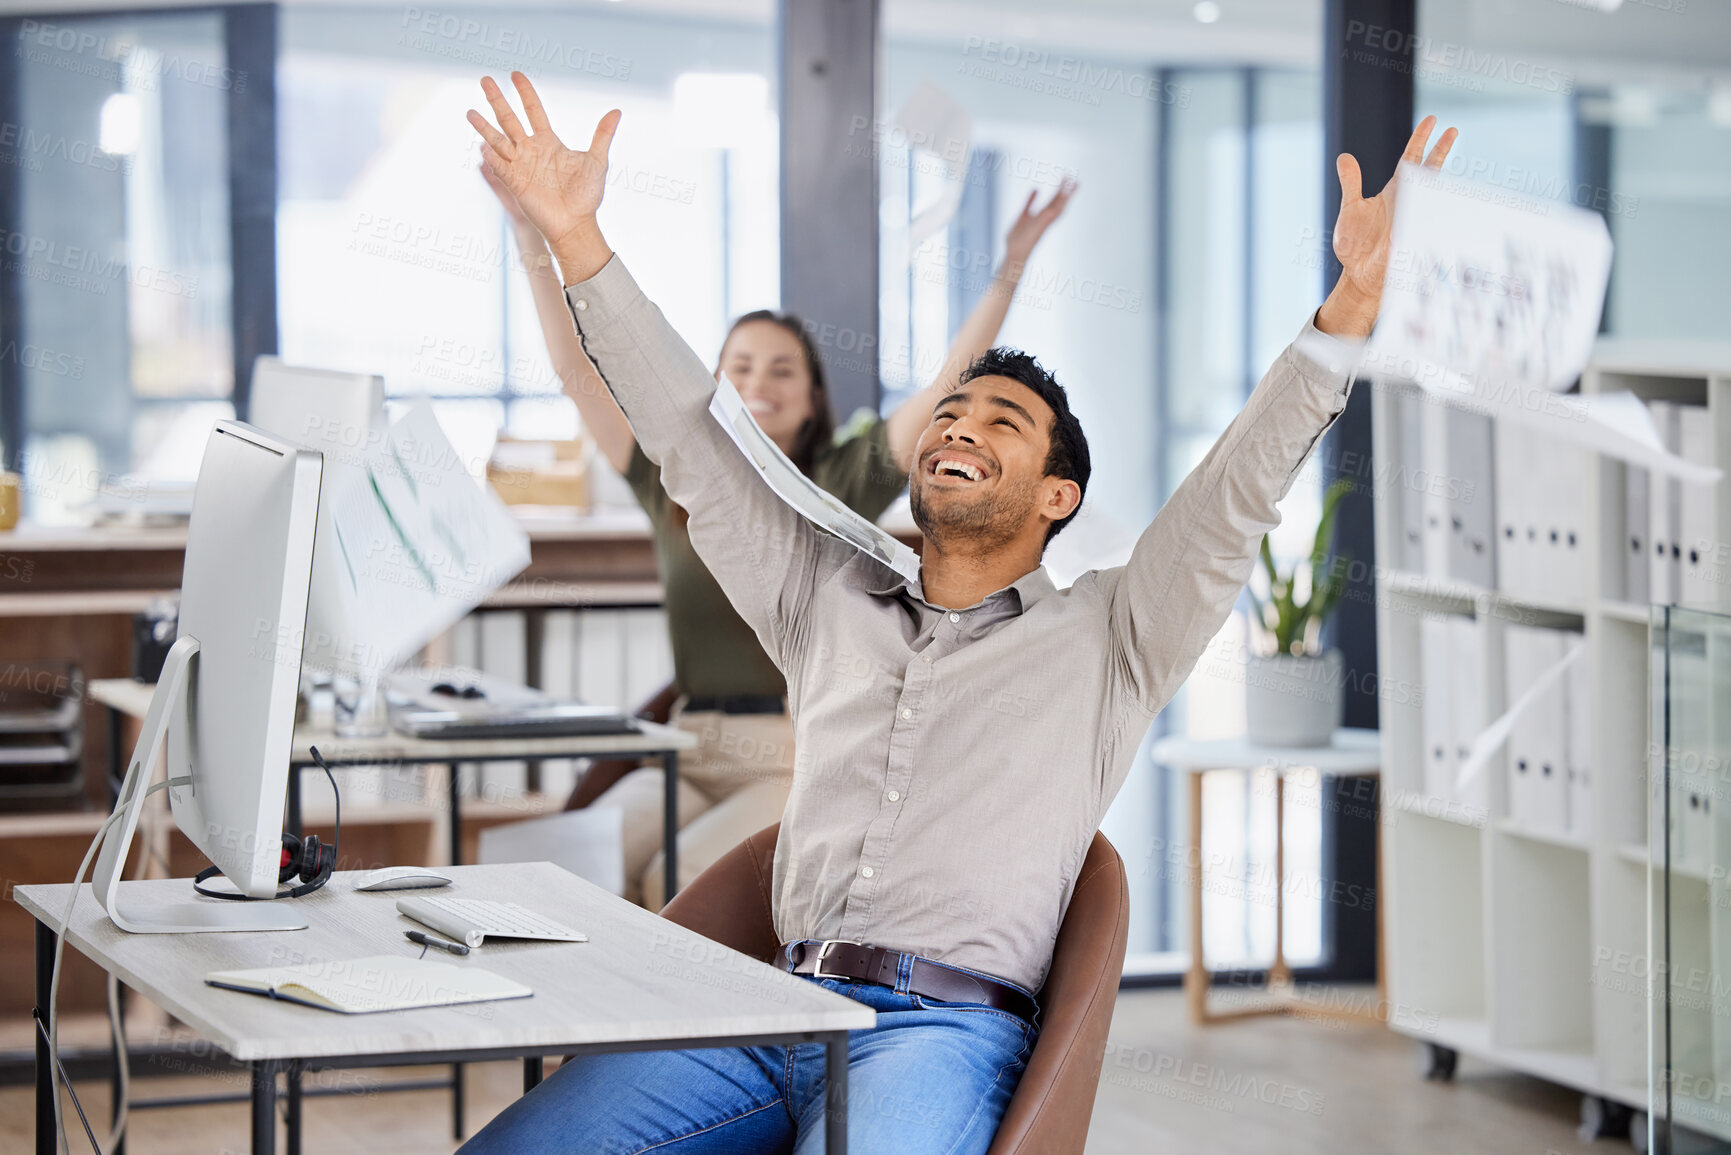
[466,71,619,283]
[1316,115,1458,339]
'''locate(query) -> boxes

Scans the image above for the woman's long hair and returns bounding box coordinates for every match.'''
[718,310,835,475]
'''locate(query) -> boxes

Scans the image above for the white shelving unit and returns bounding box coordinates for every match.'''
[1372,352,1731,1142]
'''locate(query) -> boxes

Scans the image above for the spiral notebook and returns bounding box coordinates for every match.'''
[205,954,531,1015]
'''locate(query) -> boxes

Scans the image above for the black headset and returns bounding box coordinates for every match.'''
[192,746,340,902]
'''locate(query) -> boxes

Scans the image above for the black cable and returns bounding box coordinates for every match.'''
[36,1014,103,1155]
[309,745,341,875]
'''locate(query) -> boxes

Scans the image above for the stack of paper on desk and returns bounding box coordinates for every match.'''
[206,954,531,1014]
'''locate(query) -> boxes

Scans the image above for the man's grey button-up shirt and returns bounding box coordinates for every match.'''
[565,255,1354,993]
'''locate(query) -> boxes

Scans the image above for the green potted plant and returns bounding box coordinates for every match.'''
[1243,479,1352,747]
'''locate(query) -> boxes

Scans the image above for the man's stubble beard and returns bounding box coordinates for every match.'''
[909,472,1041,553]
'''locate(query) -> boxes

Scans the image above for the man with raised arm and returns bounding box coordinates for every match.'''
[461,71,1456,1155]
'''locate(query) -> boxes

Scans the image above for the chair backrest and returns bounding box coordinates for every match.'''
[984,831,1128,1154]
[659,825,1130,1154]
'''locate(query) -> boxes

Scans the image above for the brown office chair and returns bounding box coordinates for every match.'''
[659,823,1130,1154]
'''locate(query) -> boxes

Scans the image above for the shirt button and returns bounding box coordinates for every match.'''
[900,708,912,720]
[948,612,959,623]
[574,298,589,311]
[886,790,901,802]
[921,654,931,663]
[861,866,875,879]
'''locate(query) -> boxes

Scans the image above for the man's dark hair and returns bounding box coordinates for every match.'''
[958,348,1091,545]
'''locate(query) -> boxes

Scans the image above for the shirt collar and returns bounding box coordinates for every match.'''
[865,563,1056,613]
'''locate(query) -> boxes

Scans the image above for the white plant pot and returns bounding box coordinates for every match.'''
[1245,649,1344,749]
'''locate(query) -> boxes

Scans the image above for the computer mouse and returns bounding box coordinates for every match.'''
[354,866,454,892]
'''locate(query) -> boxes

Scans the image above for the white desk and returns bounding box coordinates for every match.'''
[89,679,699,888]
[1149,728,1382,1026]
[19,862,873,1154]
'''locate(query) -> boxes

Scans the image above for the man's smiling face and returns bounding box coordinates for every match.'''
[909,377,1075,551]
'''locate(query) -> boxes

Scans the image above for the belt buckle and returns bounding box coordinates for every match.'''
[811,939,860,981]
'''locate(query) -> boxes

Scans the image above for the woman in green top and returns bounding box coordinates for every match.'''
[486,163,1073,907]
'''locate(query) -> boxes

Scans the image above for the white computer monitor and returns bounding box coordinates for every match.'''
[92,420,323,933]
[247,355,387,681]
[248,355,385,455]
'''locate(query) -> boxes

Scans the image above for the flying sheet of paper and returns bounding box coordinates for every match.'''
[305,399,531,678]
[894,80,973,257]
[708,375,923,584]
[1364,162,1612,395]
[1358,163,1719,486]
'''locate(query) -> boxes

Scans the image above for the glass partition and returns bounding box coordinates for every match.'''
[1649,604,1731,1151]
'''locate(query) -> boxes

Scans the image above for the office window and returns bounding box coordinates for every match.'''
[7,10,234,520]
[1415,0,1731,344]
[276,6,777,476]
[1162,67,1328,973]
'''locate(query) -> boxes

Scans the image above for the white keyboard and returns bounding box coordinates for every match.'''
[399,896,587,945]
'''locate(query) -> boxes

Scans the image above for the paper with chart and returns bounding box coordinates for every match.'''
[1361,164,1718,485]
[306,399,531,678]
[1364,162,1613,397]
[709,375,923,584]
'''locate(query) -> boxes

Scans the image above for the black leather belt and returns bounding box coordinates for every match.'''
[684,694,785,715]
[781,940,1038,1025]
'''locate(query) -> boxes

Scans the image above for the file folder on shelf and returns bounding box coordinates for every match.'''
[1493,421,1533,601]
[1448,409,1497,590]
[1421,401,1452,582]
[1649,401,1681,607]
[1421,613,1455,803]
[1672,648,1712,875]
[1420,403,1497,588]
[1447,615,1488,817]
[1678,405,1715,609]
[1396,388,1426,574]
[1504,625,1570,835]
[1626,463,1650,605]
[1565,646,1593,840]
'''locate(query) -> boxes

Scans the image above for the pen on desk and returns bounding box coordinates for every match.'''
[407,930,470,956]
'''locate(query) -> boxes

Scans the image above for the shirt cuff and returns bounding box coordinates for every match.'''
[562,253,646,331]
[1285,310,1363,394]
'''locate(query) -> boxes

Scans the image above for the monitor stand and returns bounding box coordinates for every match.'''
[90,636,307,933]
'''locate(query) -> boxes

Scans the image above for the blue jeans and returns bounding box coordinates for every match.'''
[458,975,1037,1154]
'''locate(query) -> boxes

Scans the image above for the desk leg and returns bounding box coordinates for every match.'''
[662,751,679,902]
[825,1032,849,1155]
[523,1056,543,1093]
[1184,771,1208,1024]
[448,763,462,867]
[285,1062,302,1155]
[35,921,54,1155]
[251,1061,280,1155]
[451,1062,465,1140]
[110,984,127,1155]
[1270,772,1292,992]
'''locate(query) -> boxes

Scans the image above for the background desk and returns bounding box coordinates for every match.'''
[1150,728,1383,1026]
[87,678,699,890]
[19,862,873,1155]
